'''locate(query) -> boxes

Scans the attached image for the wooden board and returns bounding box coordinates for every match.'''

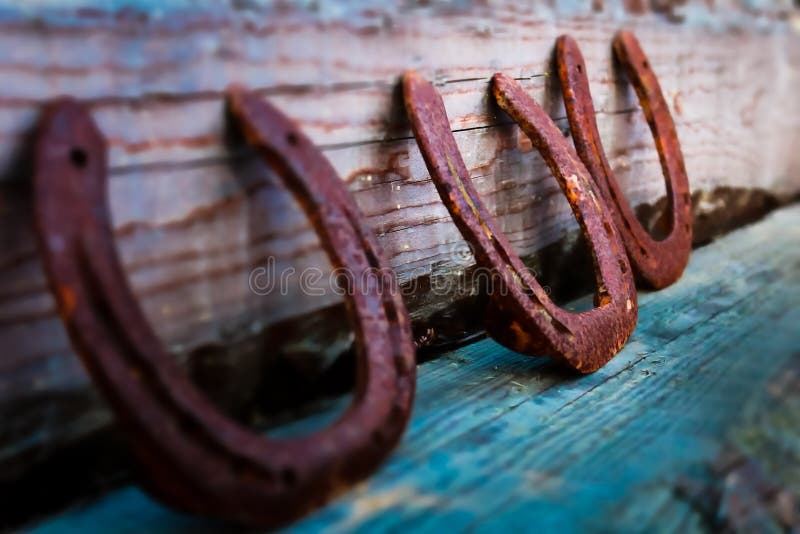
[24,202,800,533]
[1,0,800,508]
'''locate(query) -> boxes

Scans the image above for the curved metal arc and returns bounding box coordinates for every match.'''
[34,93,415,528]
[403,70,637,373]
[556,31,692,289]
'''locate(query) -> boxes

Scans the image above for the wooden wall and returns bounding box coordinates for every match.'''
[0,0,799,515]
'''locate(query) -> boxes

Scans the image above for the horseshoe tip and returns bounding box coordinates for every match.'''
[490,72,509,90]
[613,29,637,49]
[225,83,249,112]
[36,97,104,158]
[556,34,575,49]
[402,69,432,98]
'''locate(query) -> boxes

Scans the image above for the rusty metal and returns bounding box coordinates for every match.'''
[556,31,692,289]
[33,90,416,528]
[403,70,637,373]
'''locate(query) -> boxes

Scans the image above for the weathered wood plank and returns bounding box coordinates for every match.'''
[1,0,799,502]
[24,203,800,533]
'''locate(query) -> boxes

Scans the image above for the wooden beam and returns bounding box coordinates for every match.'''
[25,203,800,532]
[1,0,799,495]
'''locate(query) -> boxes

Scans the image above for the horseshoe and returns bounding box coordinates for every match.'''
[556,31,692,289]
[403,71,637,373]
[33,88,416,528]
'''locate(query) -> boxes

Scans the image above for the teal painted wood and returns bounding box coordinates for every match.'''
[27,205,800,532]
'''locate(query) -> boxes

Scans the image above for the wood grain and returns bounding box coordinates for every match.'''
[26,202,800,533]
[1,0,799,493]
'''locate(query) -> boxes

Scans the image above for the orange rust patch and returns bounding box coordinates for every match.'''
[58,285,77,317]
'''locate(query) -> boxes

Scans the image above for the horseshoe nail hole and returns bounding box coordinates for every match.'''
[230,458,264,481]
[603,221,614,238]
[286,132,299,146]
[178,417,202,438]
[281,468,297,487]
[394,354,408,376]
[642,60,649,69]
[230,459,246,476]
[69,147,88,169]
[577,64,582,73]
[129,366,143,382]
[639,246,648,257]
[390,403,406,424]
[619,259,628,274]
[371,430,387,447]
[383,302,399,323]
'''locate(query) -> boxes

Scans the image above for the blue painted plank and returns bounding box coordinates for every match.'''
[27,205,800,532]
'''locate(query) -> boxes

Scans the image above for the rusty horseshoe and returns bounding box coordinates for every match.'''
[33,88,416,528]
[556,31,692,289]
[403,71,637,373]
